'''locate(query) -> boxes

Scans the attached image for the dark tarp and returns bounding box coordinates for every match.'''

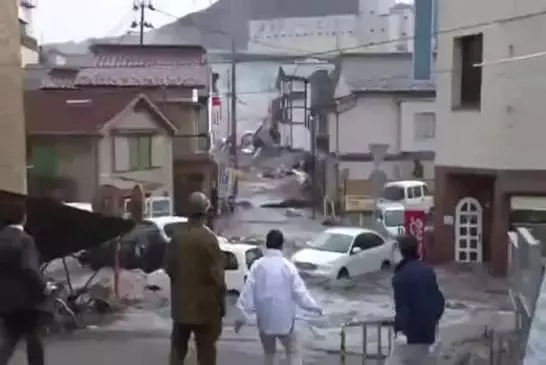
[0,190,134,262]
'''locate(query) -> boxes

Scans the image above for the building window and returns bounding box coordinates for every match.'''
[414,112,436,141]
[454,33,483,109]
[113,135,157,171]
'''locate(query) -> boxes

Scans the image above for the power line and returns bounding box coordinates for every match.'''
[19,7,546,98]
[154,6,546,61]
[103,9,135,39]
[131,0,155,45]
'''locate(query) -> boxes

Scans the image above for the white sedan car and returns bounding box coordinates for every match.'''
[291,227,400,280]
[146,216,263,294]
[145,216,188,242]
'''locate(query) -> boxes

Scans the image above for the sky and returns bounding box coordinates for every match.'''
[34,0,215,43]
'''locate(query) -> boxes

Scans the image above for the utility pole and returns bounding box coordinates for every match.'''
[229,40,238,196]
[131,0,154,45]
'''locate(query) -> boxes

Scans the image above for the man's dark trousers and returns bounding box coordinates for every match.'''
[0,311,44,365]
[170,321,222,365]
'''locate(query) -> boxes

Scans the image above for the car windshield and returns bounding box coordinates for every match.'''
[163,222,186,239]
[384,209,405,227]
[381,186,405,201]
[150,200,171,217]
[308,232,354,253]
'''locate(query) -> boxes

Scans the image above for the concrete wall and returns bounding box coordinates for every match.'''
[329,95,400,155]
[0,0,27,193]
[436,0,546,170]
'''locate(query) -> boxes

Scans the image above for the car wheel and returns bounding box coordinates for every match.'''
[381,260,391,270]
[337,268,350,280]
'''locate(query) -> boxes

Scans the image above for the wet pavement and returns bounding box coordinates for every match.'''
[34,169,515,364]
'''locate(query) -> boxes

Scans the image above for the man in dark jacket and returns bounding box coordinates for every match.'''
[387,234,445,365]
[0,203,48,365]
[166,191,226,365]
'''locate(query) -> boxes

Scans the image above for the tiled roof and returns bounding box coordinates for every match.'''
[24,90,175,135]
[74,65,208,87]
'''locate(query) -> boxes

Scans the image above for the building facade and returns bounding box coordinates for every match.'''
[19,0,38,66]
[25,91,175,203]
[432,0,546,275]
[0,0,27,193]
[248,1,414,54]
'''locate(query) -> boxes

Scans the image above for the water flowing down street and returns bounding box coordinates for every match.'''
[29,171,514,364]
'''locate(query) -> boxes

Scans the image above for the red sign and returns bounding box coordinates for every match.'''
[404,210,426,259]
[211,96,221,107]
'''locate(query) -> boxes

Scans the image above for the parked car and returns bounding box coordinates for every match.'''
[145,216,188,242]
[220,242,263,294]
[290,227,399,280]
[79,221,166,273]
[373,202,406,238]
[378,180,434,213]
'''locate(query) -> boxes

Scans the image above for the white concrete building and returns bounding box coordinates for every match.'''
[329,53,435,181]
[432,0,546,275]
[248,1,414,54]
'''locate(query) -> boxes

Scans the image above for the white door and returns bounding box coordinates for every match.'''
[455,197,483,263]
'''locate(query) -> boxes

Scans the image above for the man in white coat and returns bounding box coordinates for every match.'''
[235,229,323,365]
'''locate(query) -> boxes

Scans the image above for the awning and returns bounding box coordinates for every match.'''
[0,190,134,261]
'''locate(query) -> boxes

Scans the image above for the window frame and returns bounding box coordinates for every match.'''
[352,233,384,252]
[453,33,483,109]
[223,251,239,270]
[413,112,436,141]
[112,134,157,172]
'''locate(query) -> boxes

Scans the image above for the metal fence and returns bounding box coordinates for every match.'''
[491,227,546,365]
[340,319,395,365]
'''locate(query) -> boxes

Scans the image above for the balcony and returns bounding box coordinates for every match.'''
[19,19,38,51]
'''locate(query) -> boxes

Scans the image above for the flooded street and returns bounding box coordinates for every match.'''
[39,169,514,363]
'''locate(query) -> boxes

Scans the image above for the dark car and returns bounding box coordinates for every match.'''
[79,222,166,273]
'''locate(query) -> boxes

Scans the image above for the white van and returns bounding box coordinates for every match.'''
[374,203,406,238]
[378,180,433,212]
[220,242,263,294]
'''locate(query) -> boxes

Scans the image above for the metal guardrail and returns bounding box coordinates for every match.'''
[340,319,395,364]
[494,227,546,365]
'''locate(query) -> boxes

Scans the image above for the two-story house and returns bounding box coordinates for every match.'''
[432,0,546,275]
[25,90,176,208]
[274,61,335,151]
[25,44,214,216]
[322,53,436,207]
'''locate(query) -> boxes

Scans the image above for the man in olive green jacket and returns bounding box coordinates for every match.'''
[166,192,226,365]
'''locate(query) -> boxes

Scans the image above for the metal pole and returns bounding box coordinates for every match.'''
[309,81,316,220]
[335,108,340,215]
[139,0,145,45]
[288,81,293,147]
[229,41,238,196]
